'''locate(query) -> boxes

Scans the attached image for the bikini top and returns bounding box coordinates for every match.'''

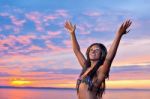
[76,67,109,96]
[76,76,92,91]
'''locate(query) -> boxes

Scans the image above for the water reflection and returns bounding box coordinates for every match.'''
[0,88,150,99]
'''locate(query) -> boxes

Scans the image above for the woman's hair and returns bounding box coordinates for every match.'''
[86,43,107,69]
[80,43,107,78]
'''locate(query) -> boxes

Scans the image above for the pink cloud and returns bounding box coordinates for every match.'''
[43,15,57,22]
[13,27,21,34]
[55,9,69,17]
[40,31,62,42]
[4,25,21,34]
[46,42,63,52]
[0,35,16,48]
[0,45,9,51]
[76,22,93,34]
[0,35,36,52]
[94,26,109,32]
[0,13,25,33]
[132,19,150,30]
[36,25,44,32]
[47,31,61,36]
[112,38,150,66]
[83,11,101,17]
[25,12,41,22]
[63,40,72,48]
[110,71,150,80]
[0,12,10,17]
[24,10,70,32]
[12,35,36,45]
[77,25,91,34]
[0,60,53,72]
[28,45,43,51]
[44,40,73,54]
[4,25,12,30]
[93,21,114,32]
[25,12,44,32]
[9,15,26,27]
[79,37,98,46]
[47,30,62,38]
[63,37,100,53]
[0,53,47,67]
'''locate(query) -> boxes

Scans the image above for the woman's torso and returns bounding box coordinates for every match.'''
[77,70,102,99]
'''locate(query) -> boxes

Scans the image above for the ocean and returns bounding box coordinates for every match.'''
[0,88,150,99]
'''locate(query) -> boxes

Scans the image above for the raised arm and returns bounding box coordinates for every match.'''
[64,21,87,68]
[95,20,132,87]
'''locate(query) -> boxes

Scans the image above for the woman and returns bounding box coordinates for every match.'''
[64,20,132,99]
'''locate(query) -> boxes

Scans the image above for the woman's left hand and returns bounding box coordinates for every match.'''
[117,19,132,36]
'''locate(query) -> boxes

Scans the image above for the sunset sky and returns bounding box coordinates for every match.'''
[0,0,150,89]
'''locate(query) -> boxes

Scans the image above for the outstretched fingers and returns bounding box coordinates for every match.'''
[64,20,76,33]
[64,21,69,28]
[65,21,71,30]
[127,20,132,28]
[64,21,68,28]
[118,19,132,35]
[125,20,132,29]
[124,20,132,34]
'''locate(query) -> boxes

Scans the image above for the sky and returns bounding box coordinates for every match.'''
[0,0,150,89]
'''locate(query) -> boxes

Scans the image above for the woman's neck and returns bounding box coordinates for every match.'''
[90,60,98,68]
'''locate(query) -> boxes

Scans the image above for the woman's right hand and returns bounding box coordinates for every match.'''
[64,21,76,34]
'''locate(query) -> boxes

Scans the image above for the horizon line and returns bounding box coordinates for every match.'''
[0,86,150,91]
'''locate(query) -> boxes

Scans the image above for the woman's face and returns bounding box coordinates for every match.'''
[89,45,101,61]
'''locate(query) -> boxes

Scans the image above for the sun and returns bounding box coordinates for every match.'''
[10,78,31,87]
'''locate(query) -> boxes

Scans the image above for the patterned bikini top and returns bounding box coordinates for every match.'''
[76,66,109,97]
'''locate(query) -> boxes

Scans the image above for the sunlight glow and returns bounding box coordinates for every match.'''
[10,79,32,87]
[106,80,150,89]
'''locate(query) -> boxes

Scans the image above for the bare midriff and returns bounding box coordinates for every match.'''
[77,83,101,99]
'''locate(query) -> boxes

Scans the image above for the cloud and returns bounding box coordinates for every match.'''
[111,65,150,73]
[47,30,62,38]
[25,12,44,32]
[112,38,150,66]
[9,15,26,27]
[0,34,37,54]
[83,11,101,17]
[24,10,69,33]
[108,64,150,80]
[27,45,43,51]
[77,22,93,34]
[0,12,10,17]
[0,12,26,34]
[43,15,57,22]
[0,72,12,77]
[55,9,69,18]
